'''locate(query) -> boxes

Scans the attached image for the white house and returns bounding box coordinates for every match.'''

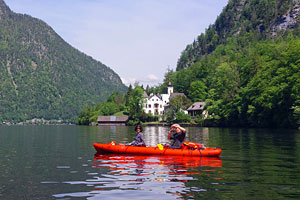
[143,83,173,115]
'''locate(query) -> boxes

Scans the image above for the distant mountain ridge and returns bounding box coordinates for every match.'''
[177,0,300,70]
[0,0,127,122]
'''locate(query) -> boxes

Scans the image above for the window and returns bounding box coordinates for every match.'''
[149,105,151,108]
[148,110,151,113]
[160,105,162,108]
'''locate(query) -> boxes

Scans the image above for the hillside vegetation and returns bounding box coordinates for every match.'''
[151,0,300,128]
[0,0,127,122]
[177,0,299,70]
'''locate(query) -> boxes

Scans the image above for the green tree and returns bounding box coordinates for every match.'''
[175,111,191,123]
[169,95,192,113]
[101,102,119,116]
[76,105,92,125]
[165,95,192,123]
[188,80,207,102]
[107,92,124,110]
[292,106,300,127]
[127,84,145,124]
[124,84,133,107]
[213,62,240,101]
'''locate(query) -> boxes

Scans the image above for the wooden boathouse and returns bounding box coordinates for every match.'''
[97,116,128,126]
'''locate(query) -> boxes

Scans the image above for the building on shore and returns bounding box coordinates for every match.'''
[97,116,128,126]
[187,102,207,118]
[143,83,173,115]
[143,82,186,116]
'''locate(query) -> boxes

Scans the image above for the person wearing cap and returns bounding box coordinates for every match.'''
[167,124,186,149]
[128,124,146,146]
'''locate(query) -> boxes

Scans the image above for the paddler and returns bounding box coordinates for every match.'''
[128,124,146,146]
[167,124,186,149]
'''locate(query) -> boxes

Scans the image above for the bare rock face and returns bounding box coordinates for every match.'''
[271,3,300,37]
[0,0,11,17]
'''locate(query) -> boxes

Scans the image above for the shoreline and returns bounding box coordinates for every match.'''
[143,122,204,127]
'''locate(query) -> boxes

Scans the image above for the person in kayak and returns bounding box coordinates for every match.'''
[128,124,146,146]
[167,124,186,149]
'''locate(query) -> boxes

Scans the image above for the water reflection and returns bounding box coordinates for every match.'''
[146,126,170,146]
[94,154,222,176]
[52,155,222,199]
[109,126,116,141]
[3,126,300,199]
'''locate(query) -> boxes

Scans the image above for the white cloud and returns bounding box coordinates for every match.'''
[122,74,161,87]
[121,77,136,86]
[146,74,159,81]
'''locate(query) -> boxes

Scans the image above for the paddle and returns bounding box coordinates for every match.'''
[157,144,164,150]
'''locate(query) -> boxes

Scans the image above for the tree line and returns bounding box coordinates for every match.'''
[76,0,300,128]
[77,29,300,128]
[76,83,198,126]
[156,30,300,128]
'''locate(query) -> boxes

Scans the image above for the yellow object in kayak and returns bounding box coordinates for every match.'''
[157,144,164,150]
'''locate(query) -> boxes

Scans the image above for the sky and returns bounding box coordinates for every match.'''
[5,0,228,86]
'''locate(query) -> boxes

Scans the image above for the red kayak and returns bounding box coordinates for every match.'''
[93,141,222,157]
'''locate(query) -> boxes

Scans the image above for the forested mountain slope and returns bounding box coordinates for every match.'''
[157,0,300,128]
[177,0,300,70]
[0,0,127,122]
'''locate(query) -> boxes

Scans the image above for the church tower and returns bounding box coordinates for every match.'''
[167,82,173,95]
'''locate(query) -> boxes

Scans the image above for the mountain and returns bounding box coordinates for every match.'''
[162,0,300,128]
[0,0,127,122]
[177,0,300,71]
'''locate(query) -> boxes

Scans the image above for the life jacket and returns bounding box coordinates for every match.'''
[181,141,205,150]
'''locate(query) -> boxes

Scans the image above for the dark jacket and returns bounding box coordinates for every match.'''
[169,131,185,149]
[130,132,146,146]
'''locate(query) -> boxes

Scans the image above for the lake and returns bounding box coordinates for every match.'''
[0,125,300,199]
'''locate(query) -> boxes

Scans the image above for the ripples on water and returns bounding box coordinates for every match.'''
[2,126,300,199]
[50,155,222,199]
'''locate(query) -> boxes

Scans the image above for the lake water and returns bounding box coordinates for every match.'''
[0,125,300,199]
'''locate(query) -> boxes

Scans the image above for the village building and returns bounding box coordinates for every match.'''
[143,83,187,115]
[187,102,207,118]
[143,83,173,115]
[97,116,128,126]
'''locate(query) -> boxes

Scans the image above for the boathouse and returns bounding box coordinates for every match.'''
[97,116,128,126]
